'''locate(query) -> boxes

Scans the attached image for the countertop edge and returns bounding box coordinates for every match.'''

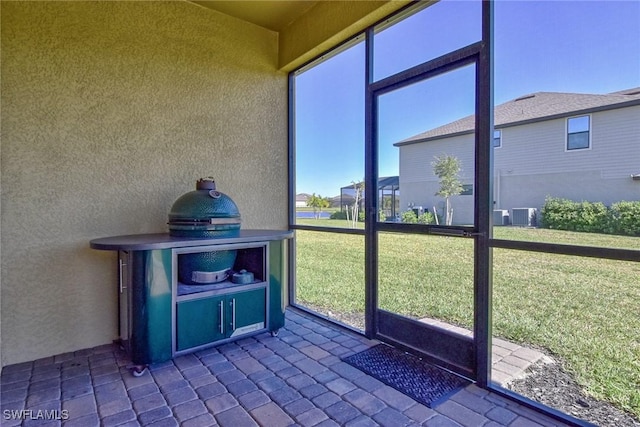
[90,230,294,251]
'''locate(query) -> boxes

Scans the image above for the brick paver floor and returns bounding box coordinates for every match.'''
[418,317,546,386]
[1,309,571,426]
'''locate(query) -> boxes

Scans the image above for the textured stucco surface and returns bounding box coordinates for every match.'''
[1,1,287,366]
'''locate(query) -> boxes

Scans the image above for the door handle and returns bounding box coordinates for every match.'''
[118,258,126,293]
[427,227,484,237]
[231,298,236,331]
[429,227,466,237]
[219,301,224,334]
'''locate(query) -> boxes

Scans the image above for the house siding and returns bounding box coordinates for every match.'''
[398,105,640,225]
[399,134,476,224]
[496,106,640,179]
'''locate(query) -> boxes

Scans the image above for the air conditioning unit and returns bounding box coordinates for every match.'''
[493,210,509,226]
[511,208,537,227]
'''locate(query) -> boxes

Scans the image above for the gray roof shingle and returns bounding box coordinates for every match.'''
[395,88,640,146]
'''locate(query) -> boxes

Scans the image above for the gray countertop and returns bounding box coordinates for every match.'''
[90,229,293,251]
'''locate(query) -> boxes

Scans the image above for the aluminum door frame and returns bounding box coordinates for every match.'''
[363,2,493,382]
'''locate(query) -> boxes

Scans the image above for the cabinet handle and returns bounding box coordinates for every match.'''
[118,258,123,294]
[219,301,224,334]
[231,299,236,331]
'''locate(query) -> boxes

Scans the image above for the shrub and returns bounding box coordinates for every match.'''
[540,197,579,230]
[418,212,435,224]
[607,201,640,236]
[401,210,418,223]
[541,197,640,236]
[576,201,608,233]
[330,211,347,220]
[401,210,435,224]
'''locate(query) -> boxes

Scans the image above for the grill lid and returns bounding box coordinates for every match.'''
[168,178,241,235]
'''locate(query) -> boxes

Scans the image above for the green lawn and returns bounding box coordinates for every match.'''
[294,221,640,418]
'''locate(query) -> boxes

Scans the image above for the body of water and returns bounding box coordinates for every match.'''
[296,211,331,218]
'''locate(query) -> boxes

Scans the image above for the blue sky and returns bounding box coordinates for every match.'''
[295,0,640,197]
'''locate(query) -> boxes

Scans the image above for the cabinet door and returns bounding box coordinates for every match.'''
[176,296,225,351]
[227,288,266,339]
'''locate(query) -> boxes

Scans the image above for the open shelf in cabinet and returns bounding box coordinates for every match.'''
[174,242,266,298]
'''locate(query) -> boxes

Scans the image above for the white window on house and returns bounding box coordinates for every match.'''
[493,129,501,148]
[567,115,590,150]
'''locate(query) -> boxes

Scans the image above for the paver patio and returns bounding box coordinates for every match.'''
[418,317,546,386]
[1,309,569,426]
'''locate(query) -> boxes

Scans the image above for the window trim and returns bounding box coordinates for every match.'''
[565,114,591,151]
[493,129,502,148]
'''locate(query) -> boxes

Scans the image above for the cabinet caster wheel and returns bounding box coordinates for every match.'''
[270,329,279,337]
[130,365,148,377]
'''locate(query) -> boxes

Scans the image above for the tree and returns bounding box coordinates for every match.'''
[306,193,330,219]
[351,180,364,228]
[432,155,463,226]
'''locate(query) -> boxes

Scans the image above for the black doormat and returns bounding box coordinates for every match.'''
[343,344,470,408]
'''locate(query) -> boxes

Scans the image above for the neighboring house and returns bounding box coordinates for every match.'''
[328,195,342,208]
[340,176,400,219]
[394,88,640,225]
[296,193,311,208]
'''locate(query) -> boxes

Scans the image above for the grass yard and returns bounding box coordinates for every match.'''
[294,221,640,418]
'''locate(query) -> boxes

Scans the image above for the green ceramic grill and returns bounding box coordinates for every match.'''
[169,178,241,284]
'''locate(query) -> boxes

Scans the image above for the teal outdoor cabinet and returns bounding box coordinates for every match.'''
[176,287,266,351]
[91,230,292,373]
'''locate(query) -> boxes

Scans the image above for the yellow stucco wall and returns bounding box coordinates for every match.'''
[1,1,287,366]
